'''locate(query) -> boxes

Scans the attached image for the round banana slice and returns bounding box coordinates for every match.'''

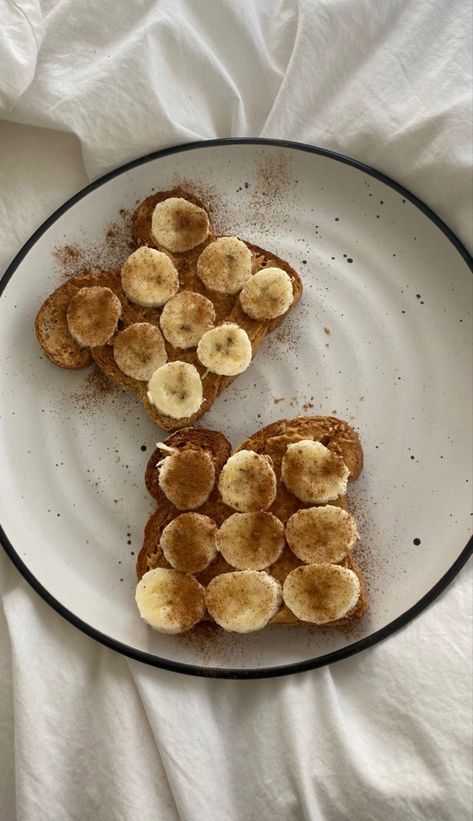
[205,570,282,633]
[196,323,252,376]
[216,512,285,570]
[285,506,358,564]
[147,361,203,419]
[282,563,361,624]
[239,267,294,320]
[66,286,122,347]
[135,567,205,633]
[113,322,167,381]
[158,448,216,509]
[196,237,252,294]
[281,440,349,503]
[218,450,277,512]
[160,512,218,574]
[160,291,216,349]
[121,247,179,307]
[151,197,210,253]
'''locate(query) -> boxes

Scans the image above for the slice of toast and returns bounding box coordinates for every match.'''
[35,275,96,369]
[35,189,303,431]
[137,416,367,629]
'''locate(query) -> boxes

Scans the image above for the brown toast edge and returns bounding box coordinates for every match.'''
[236,415,363,482]
[35,275,99,369]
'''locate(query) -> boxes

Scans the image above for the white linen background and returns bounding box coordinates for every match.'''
[0,1,472,819]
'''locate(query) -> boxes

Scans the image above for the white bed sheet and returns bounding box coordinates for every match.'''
[0,2,472,819]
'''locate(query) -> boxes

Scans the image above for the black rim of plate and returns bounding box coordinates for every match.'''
[1,138,472,680]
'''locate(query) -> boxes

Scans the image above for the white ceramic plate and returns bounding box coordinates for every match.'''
[1,139,471,678]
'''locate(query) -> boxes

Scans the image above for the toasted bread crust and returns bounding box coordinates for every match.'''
[36,189,303,430]
[235,415,362,525]
[237,415,363,481]
[35,275,97,369]
[137,417,367,629]
[131,188,214,253]
[35,271,131,370]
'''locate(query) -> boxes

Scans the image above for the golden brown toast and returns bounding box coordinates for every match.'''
[137,416,367,628]
[35,189,303,431]
[35,270,135,370]
[35,275,96,369]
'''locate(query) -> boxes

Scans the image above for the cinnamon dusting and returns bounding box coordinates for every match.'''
[71,366,117,408]
[52,209,132,282]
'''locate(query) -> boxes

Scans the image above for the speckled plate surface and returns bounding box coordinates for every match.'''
[0,139,471,678]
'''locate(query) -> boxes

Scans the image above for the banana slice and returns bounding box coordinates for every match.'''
[216,511,285,570]
[218,450,277,512]
[147,361,203,419]
[282,563,361,624]
[196,237,252,294]
[196,323,252,376]
[239,267,294,320]
[158,446,216,509]
[205,570,282,633]
[113,322,167,381]
[160,291,216,349]
[66,286,122,347]
[151,197,210,253]
[281,440,349,503]
[135,567,205,633]
[121,247,179,307]
[160,512,218,574]
[285,506,358,564]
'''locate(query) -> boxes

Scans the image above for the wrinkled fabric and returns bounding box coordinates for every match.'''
[1,553,471,821]
[0,0,43,110]
[1,0,472,242]
[0,1,472,819]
